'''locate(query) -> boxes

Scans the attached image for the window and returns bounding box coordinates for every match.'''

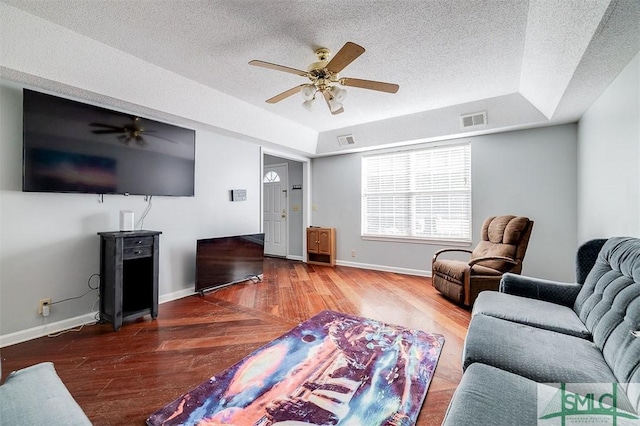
[263,171,281,183]
[361,143,471,243]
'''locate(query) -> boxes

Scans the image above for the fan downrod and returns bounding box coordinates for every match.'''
[315,48,330,62]
[308,48,331,72]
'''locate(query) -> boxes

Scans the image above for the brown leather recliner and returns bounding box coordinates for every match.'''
[432,215,534,307]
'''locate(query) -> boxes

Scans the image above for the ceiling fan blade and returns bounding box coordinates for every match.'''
[249,60,308,77]
[266,85,306,104]
[89,123,124,130]
[323,91,344,115]
[341,77,399,93]
[326,42,365,73]
[91,129,124,134]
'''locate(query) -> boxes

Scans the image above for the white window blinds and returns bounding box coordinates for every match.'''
[361,143,471,243]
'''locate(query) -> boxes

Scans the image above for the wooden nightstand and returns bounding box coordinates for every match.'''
[307,227,336,266]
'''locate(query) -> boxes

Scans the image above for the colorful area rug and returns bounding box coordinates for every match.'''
[147,310,445,426]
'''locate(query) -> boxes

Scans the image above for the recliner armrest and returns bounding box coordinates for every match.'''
[499,273,582,307]
[468,256,517,267]
[432,248,472,263]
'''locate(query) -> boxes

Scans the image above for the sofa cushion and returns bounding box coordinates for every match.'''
[473,291,591,339]
[444,363,638,426]
[0,362,91,425]
[463,314,618,384]
[442,363,542,426]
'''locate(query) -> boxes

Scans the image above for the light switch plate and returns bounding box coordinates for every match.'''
[231,189,247,201]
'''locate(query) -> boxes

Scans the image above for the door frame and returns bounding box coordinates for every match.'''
[260,147,312,262]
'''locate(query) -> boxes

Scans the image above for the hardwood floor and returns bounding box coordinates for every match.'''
[1,258,471,425]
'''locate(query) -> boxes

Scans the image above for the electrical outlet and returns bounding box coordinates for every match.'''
[38,298,52,315]
[351,250,356,258]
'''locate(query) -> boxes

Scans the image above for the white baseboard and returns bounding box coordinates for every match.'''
[159,287,196,303]
[0,312,99,348]
[1,287,197,348]
[335,260,432,277]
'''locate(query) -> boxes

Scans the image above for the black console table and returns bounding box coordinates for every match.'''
[98,230,161,331]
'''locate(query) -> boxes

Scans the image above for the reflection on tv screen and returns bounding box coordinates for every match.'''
[29,149,117,193]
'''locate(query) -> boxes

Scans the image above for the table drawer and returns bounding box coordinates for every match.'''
[123,236,153,248]
[123,246,152,259]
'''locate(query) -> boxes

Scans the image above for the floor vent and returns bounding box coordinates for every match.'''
[337,134,356,146]
[460,111,487,129]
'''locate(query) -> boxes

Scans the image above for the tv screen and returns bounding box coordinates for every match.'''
[22,89,196,196]
[196,233,265,293]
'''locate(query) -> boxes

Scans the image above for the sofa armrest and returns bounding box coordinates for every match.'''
[0,362,91,425]
[499,273,582,307]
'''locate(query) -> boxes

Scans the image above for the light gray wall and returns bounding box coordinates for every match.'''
[0,81,262,336]
[311,124,578,282]
[577,52,640,241]
[264,155,304,257]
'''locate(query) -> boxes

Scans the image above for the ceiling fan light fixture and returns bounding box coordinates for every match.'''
[302,98,316,111]
[327,97,343,113]
[301,85,316,101]
[329,85,347,103]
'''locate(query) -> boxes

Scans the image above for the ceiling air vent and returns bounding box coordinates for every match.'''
[337,134,356,146]
[460,111,487,129]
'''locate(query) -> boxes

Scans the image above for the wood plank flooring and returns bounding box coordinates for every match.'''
[1,258,470,425]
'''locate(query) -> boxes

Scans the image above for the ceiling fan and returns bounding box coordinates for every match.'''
[249,42,399,115]
[89,117,177,146]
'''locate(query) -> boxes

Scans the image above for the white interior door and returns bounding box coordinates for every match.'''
[263,163,288,257]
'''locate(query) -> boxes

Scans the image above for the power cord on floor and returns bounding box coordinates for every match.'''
[46,320,95,338]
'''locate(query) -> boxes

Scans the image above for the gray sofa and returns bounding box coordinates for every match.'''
[443,237,640,425]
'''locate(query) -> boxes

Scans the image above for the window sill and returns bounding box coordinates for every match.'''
[361,235,472,246]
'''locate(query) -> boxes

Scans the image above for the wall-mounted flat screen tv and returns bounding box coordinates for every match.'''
[22,89,196,196]
[196,233,265,294]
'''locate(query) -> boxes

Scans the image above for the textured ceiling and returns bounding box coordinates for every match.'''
[2,0,639,153]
